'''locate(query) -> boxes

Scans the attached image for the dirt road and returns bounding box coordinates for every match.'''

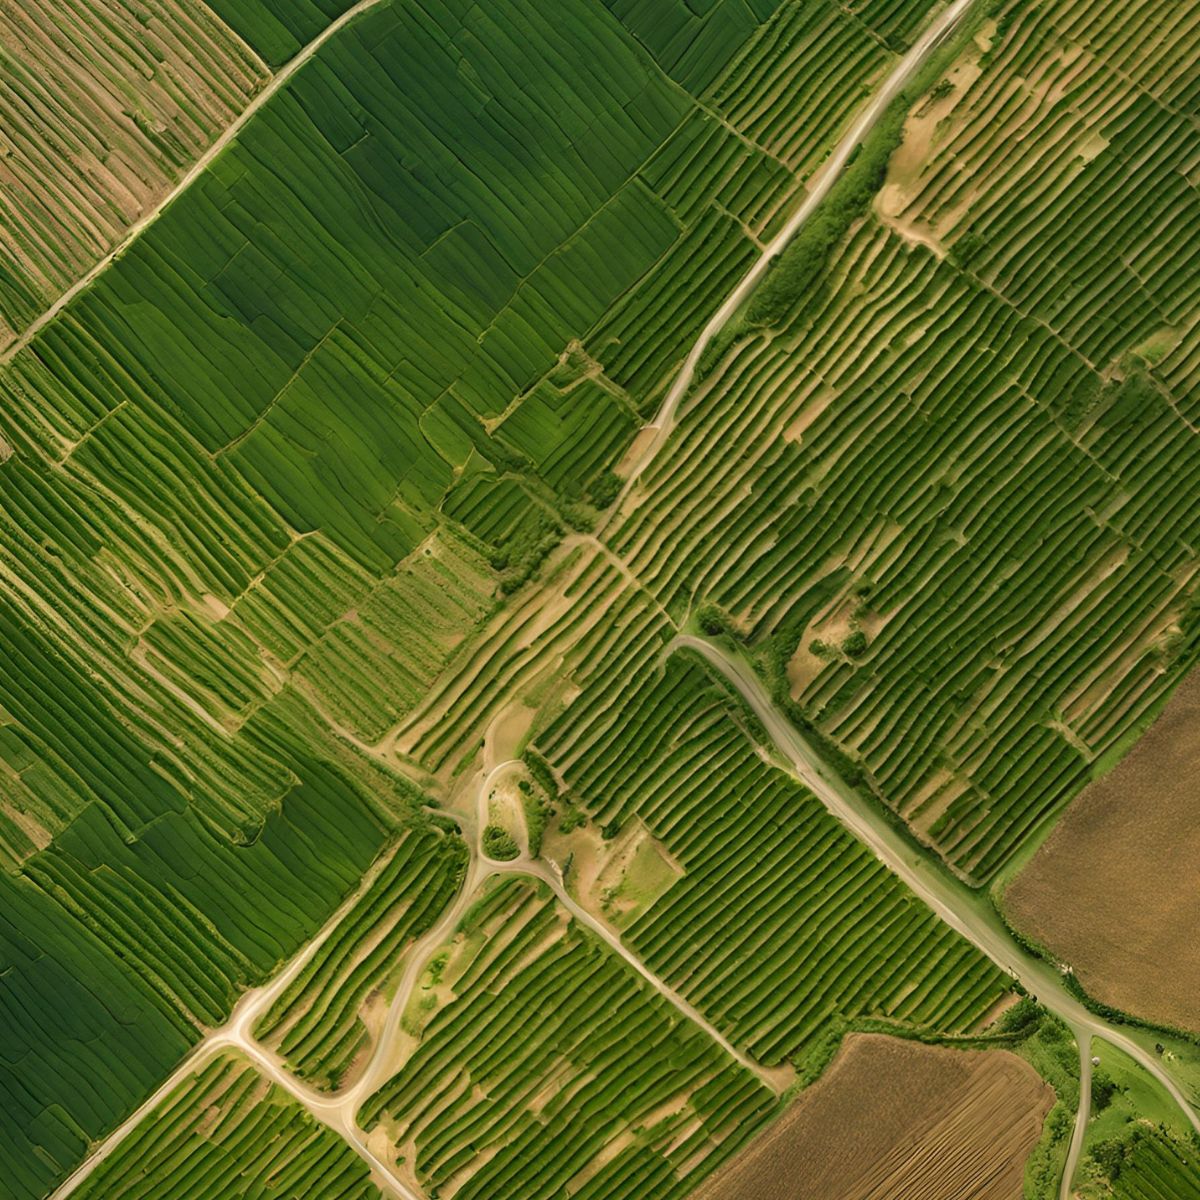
[1,0,384,368]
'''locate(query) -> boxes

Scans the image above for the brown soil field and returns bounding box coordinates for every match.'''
[690,1033,1052,1200]
[0,0,268,345]
[1005,669,1200,1032]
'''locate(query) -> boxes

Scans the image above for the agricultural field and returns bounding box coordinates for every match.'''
[690,1033,1053,1200]
[2,0,959,1192]
[1005,670,1200,1033]
[70,1051,383,1200]
[608,0,1200,883]
[253,823,467,1090]
[0,0,268,347]
[5,0,1200,1196]
[530,645,1011,1070]
[360,874,780,1200]
[1073,1041,1200,1200]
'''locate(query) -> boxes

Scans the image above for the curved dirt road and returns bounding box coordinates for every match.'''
[675,636,1200,1171]
[606,0,976,513]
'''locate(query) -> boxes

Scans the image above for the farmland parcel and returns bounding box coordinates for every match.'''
[2,0,1199,1197]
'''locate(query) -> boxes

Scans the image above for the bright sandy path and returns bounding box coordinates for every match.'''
[605,0,976,515]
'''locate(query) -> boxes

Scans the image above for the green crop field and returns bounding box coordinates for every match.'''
[4,1,940,1191]
[360,874,779,1200]
[71,1052,382,1200]
[254,824,467,1090]
[532,650,1010,1068]
[608,0,1200,883]
[4,0,1197,1195]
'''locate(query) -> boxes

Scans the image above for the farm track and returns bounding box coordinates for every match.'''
[0,0,385,369]
[35,0,1188,1196]
[604,0,976,517]
[675,635,1200,1194]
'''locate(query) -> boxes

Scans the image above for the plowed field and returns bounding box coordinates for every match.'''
[691,1033,1052,1200]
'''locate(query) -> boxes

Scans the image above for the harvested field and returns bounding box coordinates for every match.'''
[691,1033,1053,1200]
[0,0,267,345]
[1005,670,1200,1032]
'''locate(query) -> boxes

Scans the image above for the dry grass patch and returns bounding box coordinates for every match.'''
[691,1033,1051,1200]
[1005,670,1200,1032]
[0,0,267,344]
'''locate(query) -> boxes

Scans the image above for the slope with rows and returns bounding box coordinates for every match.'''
[0,0,269,348]
[608,0,1200,882]
[70,1052,383,1200]
[1,1,932,1192]
[360,874,779,1200]
[531,651,1010,1068]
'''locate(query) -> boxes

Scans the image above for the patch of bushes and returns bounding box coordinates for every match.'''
[481,824,519,861]
[747,103,908,328]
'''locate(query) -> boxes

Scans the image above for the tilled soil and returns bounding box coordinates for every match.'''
[1006,669,1200,1033]
[690,1033,1051,1200]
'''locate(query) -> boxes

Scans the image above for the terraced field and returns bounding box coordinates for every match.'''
[69,1052,383,1200]
[0,0,269,348]
[608,0,1200,882]
[253,824,467,1090]
[9,0,1200,1196]
[360,874,779,1200]
[531,648,1009,1069]
[3,2,962,1193]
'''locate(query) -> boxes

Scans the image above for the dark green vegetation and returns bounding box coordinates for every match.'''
[611,0,1200,883]
[1088,1129,1200,1199]
[0,1,947,1192]
[481,824,520,861]
[254,824,467,1089]
[361,875,778,1199]
[204,0,359,66]
[533,651,1009,1068]
[72,1052,381,1200]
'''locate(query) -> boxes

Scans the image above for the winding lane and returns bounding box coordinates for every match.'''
[675,635,1200,1193]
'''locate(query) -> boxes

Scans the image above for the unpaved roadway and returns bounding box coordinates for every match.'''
[675,635,1200,1197]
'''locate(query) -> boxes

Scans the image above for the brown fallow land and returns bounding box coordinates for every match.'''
[0,0,267,346]
[1006,670,1200,1034]
[692,1033,1052,1200]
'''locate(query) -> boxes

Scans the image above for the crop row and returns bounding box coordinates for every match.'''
[708,1,890,173]
[534,654,1009,1065]
[0,0,266,343]
[360,874,777,1199]
[255,823,467,1090]
[204,0,359,66]
[610,193,1199,879]
[887,0,1200,371]
[0,0,979,1189]
[72,1052,382,1200]
[298,530,497,742]
[396,547,671,775]
[1107,1128,1200,1199]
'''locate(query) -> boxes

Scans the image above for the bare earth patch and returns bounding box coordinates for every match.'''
[0,0,268,344]
[690,1033,1051,1200]
[1005,670,1200,1032]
